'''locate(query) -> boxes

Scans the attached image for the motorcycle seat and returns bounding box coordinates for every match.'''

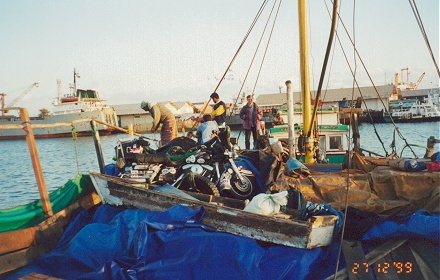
[135,153,170,165]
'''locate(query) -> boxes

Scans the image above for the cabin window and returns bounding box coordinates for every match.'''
[329,136,342,150]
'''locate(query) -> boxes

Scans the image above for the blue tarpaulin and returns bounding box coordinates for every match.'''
[6,205,439,280]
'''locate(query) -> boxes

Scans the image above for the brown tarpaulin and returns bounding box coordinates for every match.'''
[271,165,440,215]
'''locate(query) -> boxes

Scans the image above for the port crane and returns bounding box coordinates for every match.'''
[1,82,39,116]
[409,72,425,90]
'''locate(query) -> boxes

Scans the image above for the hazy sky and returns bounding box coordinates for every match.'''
[1,0,439,116]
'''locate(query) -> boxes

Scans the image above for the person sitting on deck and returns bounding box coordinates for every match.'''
[273,111,284,125]
[194,114,219,145]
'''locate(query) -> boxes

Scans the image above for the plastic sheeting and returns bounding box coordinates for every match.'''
[0,174,94,233]
[6,205,439,280]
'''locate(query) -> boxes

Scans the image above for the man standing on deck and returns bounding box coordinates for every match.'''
[239,95,263,150]
[210,92,227,126]
[140,101,178,146]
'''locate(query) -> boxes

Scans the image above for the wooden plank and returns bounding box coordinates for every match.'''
[386,242,424,279]
[18,272,62,280]
[0,192,100,255]
[20,108,53,217]
[326,239,408,280]
[0,240,58,275]
[373,254,399,280]
[0,192,101,275]
[408,240,439,279]
[341,240,373,280]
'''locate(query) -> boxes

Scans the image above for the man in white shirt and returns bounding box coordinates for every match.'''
[195,114,219,144]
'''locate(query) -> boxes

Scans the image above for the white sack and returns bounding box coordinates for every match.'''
[243,191,288,216]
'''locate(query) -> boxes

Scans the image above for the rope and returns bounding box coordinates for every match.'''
[212,0,270,95]
[328,0,348,277]
[71,123,80,174]
[307,0,339,138]
[335,9,420,157]
[250,0,283,97]
[227,0,273,125]
[408,0,440,77]
[193,0,271,134]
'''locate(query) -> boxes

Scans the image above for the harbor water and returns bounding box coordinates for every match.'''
[1,122,438,209]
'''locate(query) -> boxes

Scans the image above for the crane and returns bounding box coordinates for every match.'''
[2,82,39,116]
[412,72,425,90]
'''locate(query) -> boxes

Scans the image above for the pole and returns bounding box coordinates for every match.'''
[93,119,159,142]
[298,0,314,163]
[286,80,295,158]
[20,108,53,217]
[91,120,106,174]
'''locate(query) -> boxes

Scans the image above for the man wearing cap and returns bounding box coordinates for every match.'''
[209,92,226,126]
[140,101,178,146]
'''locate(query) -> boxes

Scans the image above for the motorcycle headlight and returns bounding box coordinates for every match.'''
[190,164,204,174]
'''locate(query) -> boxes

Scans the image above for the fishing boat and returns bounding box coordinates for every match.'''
[267,105,349,164]
[0,69,118,140]
[0,108,101,276]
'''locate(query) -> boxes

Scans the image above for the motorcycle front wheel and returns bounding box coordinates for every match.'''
[229,175,256,200]
[181,174,220,197]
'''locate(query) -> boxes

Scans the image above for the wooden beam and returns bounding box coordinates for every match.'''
[20,108,52,217]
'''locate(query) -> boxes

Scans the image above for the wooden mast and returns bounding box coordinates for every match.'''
[20,108,53,217]
[298,0,314,163]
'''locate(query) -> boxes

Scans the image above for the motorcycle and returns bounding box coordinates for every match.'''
[112,136,221,196]
[218,148,279,200]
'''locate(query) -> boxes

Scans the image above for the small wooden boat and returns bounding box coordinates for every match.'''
[0,108,101,276]
[0,179,101,275]
[89,171,338,249]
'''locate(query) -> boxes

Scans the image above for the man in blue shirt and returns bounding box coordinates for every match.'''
[195,114,219,144]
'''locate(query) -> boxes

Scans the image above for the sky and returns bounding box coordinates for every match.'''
[1,0,439,117]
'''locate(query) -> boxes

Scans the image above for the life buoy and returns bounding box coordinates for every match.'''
[428,113,432,117]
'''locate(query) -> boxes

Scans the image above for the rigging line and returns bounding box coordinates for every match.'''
[227,0,276,124]
[334,0,356,277]
[212,0,270,95]
[196,0,269,129]
[251,0,283,97]
[408,0,440,77]
[320,0,342,126]
[334,7,418,157]
[323,1,389,156]
[306,0,339,138]
[308,0,316,95]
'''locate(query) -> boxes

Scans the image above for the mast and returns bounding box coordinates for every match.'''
[73,68,77,97]
[298,0,313,163]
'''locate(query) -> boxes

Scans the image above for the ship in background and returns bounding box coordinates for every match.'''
[0,69,118,140]
[358,68,439,123]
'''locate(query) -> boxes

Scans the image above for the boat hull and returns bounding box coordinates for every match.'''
[89,171,338,249]
[0,187,101,275]
[384,115,440,123]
